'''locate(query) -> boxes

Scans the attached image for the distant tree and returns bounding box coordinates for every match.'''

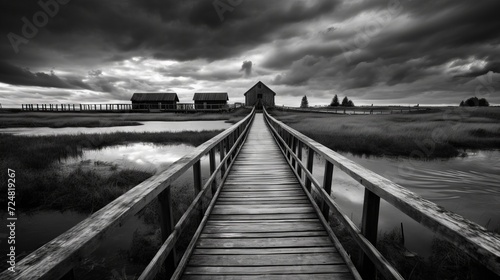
[479,98,489,106]
[330,94,340,106]
[462,97,489,107]
[347,100,355,107]
[300,95,309,108]
[341,96,349,106]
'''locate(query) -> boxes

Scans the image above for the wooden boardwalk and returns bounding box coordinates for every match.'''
[182,114,355,279]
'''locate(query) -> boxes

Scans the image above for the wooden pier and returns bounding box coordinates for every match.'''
[179,114,358,279]
[2,108,500,280]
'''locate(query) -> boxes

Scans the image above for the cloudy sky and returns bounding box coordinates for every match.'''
[1,0,499,107]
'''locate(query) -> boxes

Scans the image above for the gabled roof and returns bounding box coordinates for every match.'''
[243,81,276,96]
[193,92,229,101]
[131,92,179,102]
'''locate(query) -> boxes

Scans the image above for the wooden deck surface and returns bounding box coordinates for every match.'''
[181,114,354,279]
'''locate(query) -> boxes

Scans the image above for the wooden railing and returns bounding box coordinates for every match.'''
[263,107,500,280]
[275,105,428,115]
[1,108,255,280]
[20,103,243,112]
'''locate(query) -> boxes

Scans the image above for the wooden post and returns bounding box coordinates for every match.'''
[359,189,381,279]
[297,141,303,179]
[209,148,217,195]
[193,160,203,220]
[219,141,226,177]
[321,161,334,217]
[225,137,231,164]
[291,137,297,168]
[158,187,177,277]
[305,149,314,192]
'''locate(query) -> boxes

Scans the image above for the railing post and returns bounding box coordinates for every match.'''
[291,136,297,167]
[193,160,203,220]
[225,137,231,164]
[305,149,314,192]
[359,189,381,279]
[322,161,334,217]
[209,148,217,195]
[297,141,303,179]
[219,141,226,177]
[158,187,177,277]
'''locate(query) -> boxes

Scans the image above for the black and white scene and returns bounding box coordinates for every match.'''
[0,0,499,279]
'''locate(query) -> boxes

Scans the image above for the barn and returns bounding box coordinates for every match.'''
[193,92,228,109]
[131,93,179,109]
[244,81,276,109]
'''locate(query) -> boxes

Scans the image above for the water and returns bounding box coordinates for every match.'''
[309,150,500,257]
[0,120,230,135]
[62,143,196,173]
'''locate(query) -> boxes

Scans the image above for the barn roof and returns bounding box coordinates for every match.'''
[193,92,228,101]
[243,81,276,96]
[131,93,179,102]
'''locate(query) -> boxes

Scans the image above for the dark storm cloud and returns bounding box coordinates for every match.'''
[263,0,500,102]
[1,0,339,62]
[0,61,91,90]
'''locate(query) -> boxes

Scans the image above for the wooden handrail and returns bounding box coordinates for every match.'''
[1,108,255,280]
[263,107,500,279]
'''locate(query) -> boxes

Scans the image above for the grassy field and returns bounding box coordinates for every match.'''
[270,107,500,158]
[0,107,251,128]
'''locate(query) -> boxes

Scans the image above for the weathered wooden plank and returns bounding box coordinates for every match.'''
[211,207,314,215]
[189,253,343,266]
[182,274,354,280]
[214,199,310,205]
[183,265,351,275]
[200,231,327,238]
[203,223,324,233]
[192,247,336,255]
[196,237,333,248]
[208,213,317,220]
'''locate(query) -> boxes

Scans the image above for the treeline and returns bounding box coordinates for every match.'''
[330,94,354,107]
[459,96,489,107]
[299,94,355,108]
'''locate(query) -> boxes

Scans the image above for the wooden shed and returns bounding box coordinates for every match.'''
[131,93,179,110]
[244,81,276,109]
[193,92,228,109]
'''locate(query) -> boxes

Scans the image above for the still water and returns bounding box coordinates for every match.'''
[310,150,500,256]
[0,120,230,135]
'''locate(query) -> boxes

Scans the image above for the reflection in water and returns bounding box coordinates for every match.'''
[62,143,196,173]
[309,150,500,257]
[0,120,230,136]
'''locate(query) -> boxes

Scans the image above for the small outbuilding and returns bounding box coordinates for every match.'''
[244,81,276,109]
[193,92,228,109]
[131,92,179,109]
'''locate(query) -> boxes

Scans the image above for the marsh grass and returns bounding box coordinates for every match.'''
[270,107,500,158]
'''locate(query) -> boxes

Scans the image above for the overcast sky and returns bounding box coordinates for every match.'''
[1,0,499,107]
